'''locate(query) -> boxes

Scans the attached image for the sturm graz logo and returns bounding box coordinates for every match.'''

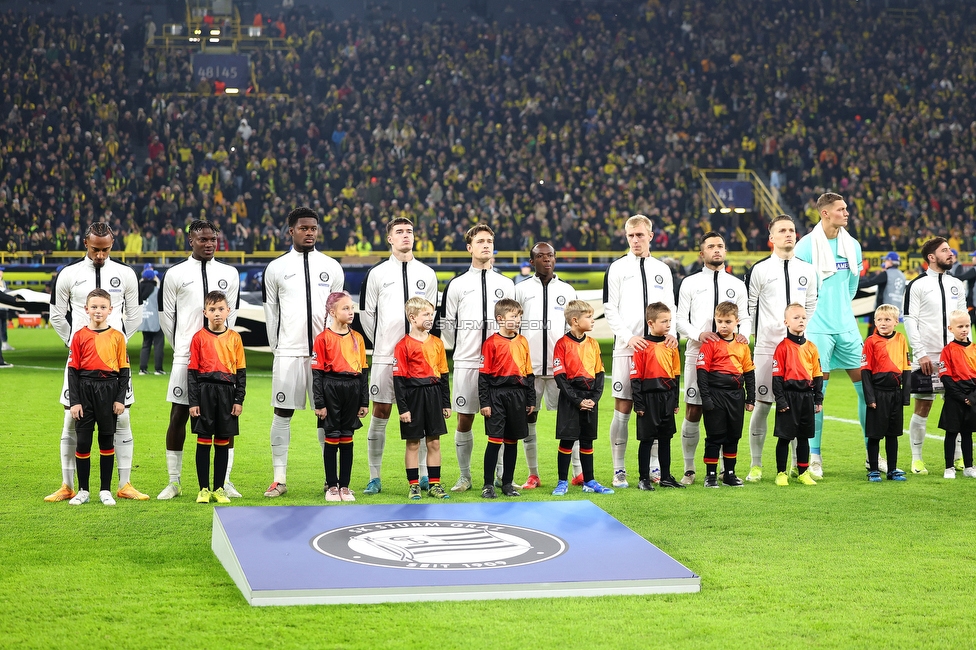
[370,385,379,395]
[320,272,330,283]
[416,280,426,290]
[726,288,735,298]
[310,520,567,570]
[173,386,184,397]
[218,279,228,290]
[951,286,959,296]
[613,381,623,392]
[556,295,566,306]
[687,387,697,398]
[758,385,769,395]
[655,275,664,284]
[455,396,467,407]
[494,288,504,298]
[64,389,70,400]
[110,277,121,288]
[799,276,808,286]
[276,392,286,403]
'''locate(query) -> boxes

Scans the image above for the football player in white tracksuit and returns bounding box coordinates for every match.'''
[261,207,344,498]
[675,232,751,485]
[439,224,515,492]
[603,214,677,489]
[156,219,241,500]
[514,242,581,488]
[46,222,147,503]
[745,215,818,481]
[903,237,968,474]
[359,218,438,495]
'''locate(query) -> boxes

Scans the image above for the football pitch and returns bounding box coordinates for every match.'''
[1,327,974,648]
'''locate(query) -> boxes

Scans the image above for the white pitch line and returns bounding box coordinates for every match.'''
[7,365,62,371]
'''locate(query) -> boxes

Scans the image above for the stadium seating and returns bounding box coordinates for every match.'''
[1,2,975,256]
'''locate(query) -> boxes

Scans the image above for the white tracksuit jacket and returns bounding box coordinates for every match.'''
[439,266,515,369]
[262,248,344,357]
[50,256,142,345]
[603,252,675,356]
[159,256,240,362]
[359,256,438,364]
[514,274,577,376]
[676,267,751,356]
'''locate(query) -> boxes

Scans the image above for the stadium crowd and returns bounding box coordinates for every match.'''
[2,1,976,256]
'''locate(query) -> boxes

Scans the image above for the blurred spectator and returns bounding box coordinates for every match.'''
[138,267,164,374]
[2,4,976,257]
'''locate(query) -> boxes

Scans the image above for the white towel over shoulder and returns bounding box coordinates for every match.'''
[808,222,858,281]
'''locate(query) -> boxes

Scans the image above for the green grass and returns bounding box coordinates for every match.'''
[1,327,975,649]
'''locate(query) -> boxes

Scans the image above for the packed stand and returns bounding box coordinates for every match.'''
[2,1,976,256]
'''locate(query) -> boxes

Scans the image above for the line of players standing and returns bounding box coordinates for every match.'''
[42,200,974,502]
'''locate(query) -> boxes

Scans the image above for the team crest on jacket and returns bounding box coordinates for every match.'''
[218,279,228,290]
[320,272,330,283]
[310,520,566,570]
[655,275,664,284]
[494,289,504,298]
[417,280,426,290]
[799,276,808,286]
[556,295,566,306]
[951,286,959,296]
[110,277,121,288]
[726,289,735,298]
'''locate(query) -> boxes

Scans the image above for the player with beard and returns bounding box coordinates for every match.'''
[675,232,750,485]
[156,219,241,500]
[903,237,968,474]
[745,216,818,481]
